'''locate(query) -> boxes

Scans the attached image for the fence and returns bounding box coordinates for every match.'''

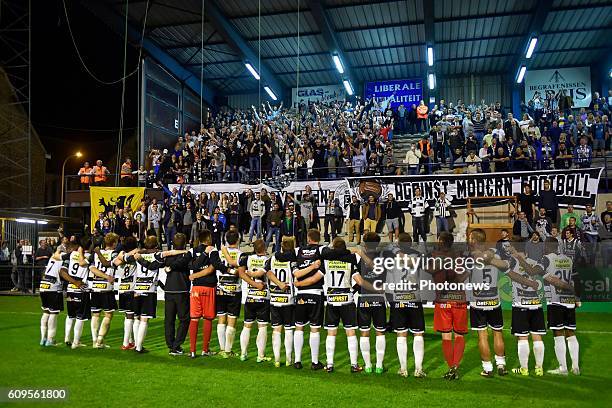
[0,264,45,293]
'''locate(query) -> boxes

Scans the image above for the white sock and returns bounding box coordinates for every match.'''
[272,331,282,362]
[326,335,336,366]
[256,326,267,359]
[413,336,424,371]
[65,317,75,343]
[533,340,545,368]
[294,330,304,362]
[73,319,84,345]
[225,326,236,353]
[482,360,494,372]
[284,329,294,363]
[40,314,49,343]
[136,320,148,351]
[309,331,320,364]
[553,336,568,371]
[240,327,251,356]
[123,318,134,347]
[359,336,371,368]
[47,314,58,342]
[133,318,141,345]
[566,336,579,370]
[347,335,358,366]
[98,316,111,342]
[518,340,530,369]
[217,323,227,351]
[375,335,386,369]
[91,315,100,343]
[397,337,408,371]
[494,354,506,367]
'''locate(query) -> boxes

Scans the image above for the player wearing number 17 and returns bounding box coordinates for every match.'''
[320,237,370,373]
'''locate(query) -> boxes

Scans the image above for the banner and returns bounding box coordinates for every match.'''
[291,84,346,106]
[524,66,592,108]
[89,187,146,233]
[172,180,350,216]
[364,78,423,108]
[347,168,603,209]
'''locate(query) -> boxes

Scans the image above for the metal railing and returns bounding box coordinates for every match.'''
[63,154,611,195]
[0,264,45,294]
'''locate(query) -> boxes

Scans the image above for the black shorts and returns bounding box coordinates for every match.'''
[216,293,241,318]
[390,302,425,334]
[470,306,504,331]
[90,291,117,313]
[357,302,387,332]
[134,294,157,319]
[547,304,577,331]
[511,307,546,336]
[294,293,324,328]
[271,305,295,329]
[66,292,91,320]
[324,303,357,330]
[244,300,270,324]
[118,292,135,314]
[40,291,63,314]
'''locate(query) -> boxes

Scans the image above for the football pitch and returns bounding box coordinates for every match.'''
[1,297,611,407]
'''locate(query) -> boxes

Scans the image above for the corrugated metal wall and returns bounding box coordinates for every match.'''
[227,93,262,110]
[438,74,512,109]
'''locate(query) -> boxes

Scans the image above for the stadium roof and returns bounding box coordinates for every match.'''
[94,0,612,96]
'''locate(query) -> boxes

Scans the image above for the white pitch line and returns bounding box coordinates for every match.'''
[2,311,611,334]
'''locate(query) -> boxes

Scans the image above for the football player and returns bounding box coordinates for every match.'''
[266,236,297,367]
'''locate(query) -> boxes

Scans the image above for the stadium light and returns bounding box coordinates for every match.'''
[37,220,48,225]
[428,73,436,90]
[609,68,612,78]
[427,47,434,67]
[525,37,538,59]
[244,62,260,80]
[76,151,82,158]
[332,55,345,74]
[343,79,354,96]
[264,86,278,101]
[16,218,36,224]
[516,65,527,83]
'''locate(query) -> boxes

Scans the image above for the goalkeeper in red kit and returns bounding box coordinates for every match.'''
[427,232,469,380]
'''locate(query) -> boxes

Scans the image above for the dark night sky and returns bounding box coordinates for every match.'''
[32,1,140,174]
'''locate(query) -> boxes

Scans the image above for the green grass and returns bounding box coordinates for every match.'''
[1,297,612,407]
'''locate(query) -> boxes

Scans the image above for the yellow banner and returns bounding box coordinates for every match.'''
[89,187,145,233]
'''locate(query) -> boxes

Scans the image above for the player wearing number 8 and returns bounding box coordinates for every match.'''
[266,236,297,367]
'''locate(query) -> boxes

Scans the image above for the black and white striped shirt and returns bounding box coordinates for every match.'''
[434,198,452,218]
[409,197,428,218]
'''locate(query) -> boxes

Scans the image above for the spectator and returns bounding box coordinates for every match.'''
[92,159,110,186]
[408,187,428,243]
[560,205,583,231]
[416,100,428,133]
[384,193,401,242]
[120,158,134,186]
[403,143,422,175]
[362,195,381,234]
[346,195,362,244]
[433,191,452,236]
[78,161,93,189]
[265,202,283,252]
[538,179,559,224]
[513,211,534,239]
[319,182,342,242]
[516,184,537,225]
[248,192,265,243]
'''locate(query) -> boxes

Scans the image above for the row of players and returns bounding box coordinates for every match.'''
[38,227,580,379]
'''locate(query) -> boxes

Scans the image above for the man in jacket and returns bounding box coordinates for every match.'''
[319,182,342,243]
[163,233,191,355]
[361,195,381,234]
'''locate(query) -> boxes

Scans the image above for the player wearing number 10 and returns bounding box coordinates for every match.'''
[266,236,297,367]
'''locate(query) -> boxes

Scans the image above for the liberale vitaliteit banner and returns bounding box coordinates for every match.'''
[364,78,423,108]
[524,66,592,108]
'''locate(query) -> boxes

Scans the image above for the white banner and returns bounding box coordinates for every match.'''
[291,84,346,107]
[171,179,351,215]
[524,66,592,108]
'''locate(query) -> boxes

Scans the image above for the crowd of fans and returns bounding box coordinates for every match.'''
[74,90,611,188]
